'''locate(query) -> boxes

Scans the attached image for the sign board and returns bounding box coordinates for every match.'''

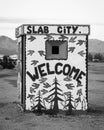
[16,25,90,37]
[16,24,90,114]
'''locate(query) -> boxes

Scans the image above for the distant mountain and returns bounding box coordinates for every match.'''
[0,36,104,56]
[89,39,104,54]
[0,36,17,55]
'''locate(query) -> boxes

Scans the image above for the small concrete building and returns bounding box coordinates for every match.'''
[16,24,90,114]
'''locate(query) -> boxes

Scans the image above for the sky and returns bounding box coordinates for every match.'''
[0,0,104,40]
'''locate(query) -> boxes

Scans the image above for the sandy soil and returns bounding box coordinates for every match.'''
[0,63,104,130]
[0,102,104,130]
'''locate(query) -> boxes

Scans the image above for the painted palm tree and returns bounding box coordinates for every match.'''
[48,77,63,114]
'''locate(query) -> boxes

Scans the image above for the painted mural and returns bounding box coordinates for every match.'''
[16,25,90,115]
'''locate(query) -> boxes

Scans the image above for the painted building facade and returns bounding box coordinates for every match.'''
[16,24,90,114]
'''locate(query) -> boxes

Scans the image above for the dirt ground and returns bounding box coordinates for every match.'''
[0,63,104,130]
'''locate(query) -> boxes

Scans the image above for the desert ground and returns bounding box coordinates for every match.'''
[0,62,104,130]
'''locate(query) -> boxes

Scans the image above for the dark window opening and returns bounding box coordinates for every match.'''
[52,46,59,54]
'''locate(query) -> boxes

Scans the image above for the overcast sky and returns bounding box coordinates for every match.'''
[0,0,104,40]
